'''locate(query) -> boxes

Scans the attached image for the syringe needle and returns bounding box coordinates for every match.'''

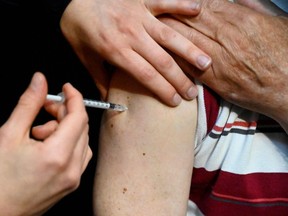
[46,94,128,112]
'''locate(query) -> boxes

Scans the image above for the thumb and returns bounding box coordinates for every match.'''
[5,72,48,136]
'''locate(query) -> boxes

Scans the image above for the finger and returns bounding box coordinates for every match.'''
[65,123,90,176]
[173,55,202,79]
[173,0,245,41]
[160,17,222,85]
[31,120,58,140]
[71,124,91,174]
[44,100,67,121]
[61,83,87,115]
[146,16,212,70]
[146,0,201,16]
[45,83,89,156]
[159,17,216,57]
[132,29,200,101]
[5,72,47,136]
[113,48,184,106]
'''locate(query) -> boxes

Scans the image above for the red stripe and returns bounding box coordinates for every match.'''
[212,191,288,203]
[213,121,257,132]
[214,171,288,200]
[190,168,288,215]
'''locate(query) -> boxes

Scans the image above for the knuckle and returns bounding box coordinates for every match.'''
[215,23,227,42]
[119,24,138,38]
[46,157,81,190]
[18,92,35,108]
[224,91,238,102]
[186,44,198,59]
[0,129,12,146]
[159,16,173,26]
[178,77,193,93]
[156,53,175,71]
[221,84,241,103]
[48,156,68,172]
[138,67,158,83]
[157,26,176,45]
[97,35,116,53]
[244,12,260,26]
[186,29,195,43]
[209,0,221,9]
[63,171,81,191]
[81,111,89,125]
[87,148,93,160]
[75,110,89,127]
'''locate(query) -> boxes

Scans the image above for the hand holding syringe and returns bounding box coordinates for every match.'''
[46,93,127,112]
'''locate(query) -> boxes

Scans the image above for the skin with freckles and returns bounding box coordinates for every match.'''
[93,70,197,216]
[0,72,92,216]
[161,0,288,132]
[60,0,212,107]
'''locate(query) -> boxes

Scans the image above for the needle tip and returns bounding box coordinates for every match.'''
[111,104,128,112]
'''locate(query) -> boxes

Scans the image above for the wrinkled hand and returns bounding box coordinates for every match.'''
[161,0,288,131]
[60,0,212,106]
[0,72,92,215]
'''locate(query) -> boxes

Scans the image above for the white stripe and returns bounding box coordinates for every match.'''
[195,84,288,174]
[195,81,208,148]
[186,200,204,216]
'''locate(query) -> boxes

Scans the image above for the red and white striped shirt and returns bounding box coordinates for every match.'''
[188,83,288,216]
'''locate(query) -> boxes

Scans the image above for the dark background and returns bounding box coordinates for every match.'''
[0,1,102,215]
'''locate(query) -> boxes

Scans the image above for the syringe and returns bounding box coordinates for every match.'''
[46,94,128,112]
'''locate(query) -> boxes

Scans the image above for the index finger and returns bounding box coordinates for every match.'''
[146,16,212,71]
[45,83,89,152]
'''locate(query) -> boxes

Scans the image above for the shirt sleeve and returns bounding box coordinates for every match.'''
[271,0,288,12]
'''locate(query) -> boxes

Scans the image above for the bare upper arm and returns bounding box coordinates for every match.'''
[93,70,197,216]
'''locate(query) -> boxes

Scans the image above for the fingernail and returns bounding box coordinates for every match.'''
[191,2,200,10]
[173,93,182,106]
[197,55,211,70]
[186,87,197,99]
[30,72,43,91]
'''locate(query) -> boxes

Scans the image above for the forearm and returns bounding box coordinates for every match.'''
[93,71,197,216]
